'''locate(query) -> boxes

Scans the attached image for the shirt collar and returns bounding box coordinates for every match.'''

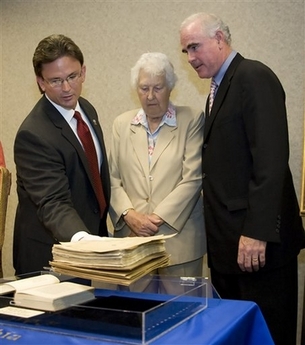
[45,94,80,123]
[131,102,177,129]
[214,50,237,86]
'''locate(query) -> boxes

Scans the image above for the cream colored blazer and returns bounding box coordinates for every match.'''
[109,106,206,265]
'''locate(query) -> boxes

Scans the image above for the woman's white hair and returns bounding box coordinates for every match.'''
[131,52,177,90]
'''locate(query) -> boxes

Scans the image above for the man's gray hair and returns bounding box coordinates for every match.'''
[180,12,231,45]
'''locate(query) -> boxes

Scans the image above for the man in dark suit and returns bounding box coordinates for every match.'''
[180,12,304,345]
[13,34,110,275]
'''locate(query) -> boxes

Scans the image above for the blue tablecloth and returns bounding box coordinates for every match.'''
[0,296,273,345]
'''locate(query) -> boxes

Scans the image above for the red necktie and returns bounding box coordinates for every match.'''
[74,111,106,217]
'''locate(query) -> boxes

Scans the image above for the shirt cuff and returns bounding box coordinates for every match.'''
[71,231,89,242]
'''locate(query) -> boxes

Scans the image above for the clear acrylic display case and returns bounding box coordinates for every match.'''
[0,271,220,344]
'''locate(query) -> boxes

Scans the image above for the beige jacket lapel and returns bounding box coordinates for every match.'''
[150,125,176,171]
[130,123,176,173]
[130,124,150,178]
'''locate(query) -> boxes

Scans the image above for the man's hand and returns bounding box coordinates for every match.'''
[79,234,105,241]
[237,235,266,272]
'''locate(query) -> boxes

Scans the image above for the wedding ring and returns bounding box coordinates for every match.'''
[252,258,258,261]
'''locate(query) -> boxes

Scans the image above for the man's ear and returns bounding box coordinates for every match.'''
[80,65,86,83]
[36,76,46,93]
[215,30,224,44]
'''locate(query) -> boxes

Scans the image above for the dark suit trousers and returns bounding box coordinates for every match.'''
[210,258,298,345]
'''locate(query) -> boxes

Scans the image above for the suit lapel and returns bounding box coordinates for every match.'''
[150,125,176,171]
[78,98,110,201]
[130,123,176,174]
[130,124,150,178]
[204,53,244,140]
[43,96,97,192]
[79,98,104,148]
[78,98,109,169]
[42,96,83,156]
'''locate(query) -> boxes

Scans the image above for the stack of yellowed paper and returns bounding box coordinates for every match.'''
[50,234,174,286]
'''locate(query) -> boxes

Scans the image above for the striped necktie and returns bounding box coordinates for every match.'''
[209,78,218,114]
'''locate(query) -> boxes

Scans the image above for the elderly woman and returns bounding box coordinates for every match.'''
[109,52,206,292]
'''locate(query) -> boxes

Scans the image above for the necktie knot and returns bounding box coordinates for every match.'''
[73,111,92,140]
[209,78,218,114]
[74,110,82,122]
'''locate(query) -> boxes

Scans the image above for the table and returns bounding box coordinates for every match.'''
[0,296,273,344]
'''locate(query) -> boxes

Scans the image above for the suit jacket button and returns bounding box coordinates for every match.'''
[202,173,206,179]
[203,143,208,149]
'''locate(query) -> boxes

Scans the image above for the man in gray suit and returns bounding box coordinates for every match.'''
[180,12,304,345]
[13,34,110,275]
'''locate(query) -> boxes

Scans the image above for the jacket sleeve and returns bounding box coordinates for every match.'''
[108,115,134,229]
[240,62,289,241]
[14,128,90,242]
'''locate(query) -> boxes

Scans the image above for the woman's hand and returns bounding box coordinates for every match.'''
[124,210,160,236]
